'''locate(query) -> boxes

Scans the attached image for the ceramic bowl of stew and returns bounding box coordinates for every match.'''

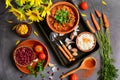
[46,1,80,34]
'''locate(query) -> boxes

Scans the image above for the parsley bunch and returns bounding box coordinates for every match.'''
[27,60,44,77]
[54,9,70,24]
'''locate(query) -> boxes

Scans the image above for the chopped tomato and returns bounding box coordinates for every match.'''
[70,74,78,80]
[38,52,46,60]
[80,2,88,10]
[34,45,43,53]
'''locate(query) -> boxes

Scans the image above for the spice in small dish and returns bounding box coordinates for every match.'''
[17,24,28,35]
[76,32,96,52]
[16,22,32,38]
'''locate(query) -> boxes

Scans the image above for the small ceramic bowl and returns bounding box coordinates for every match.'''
[46,1,80,34]
[76,32,96,52]
[16,22,32,38]
[13,46,35,67]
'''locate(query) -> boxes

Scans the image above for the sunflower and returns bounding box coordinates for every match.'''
[20,0,26,6]
[9,7,26,21]
[5,0,12,8]
[26,10,43,22]
[29,0,43,6]
[15,0,26,6]
[41,0,52,17]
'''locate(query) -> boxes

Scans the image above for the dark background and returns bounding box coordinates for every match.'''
[0,0,120,80]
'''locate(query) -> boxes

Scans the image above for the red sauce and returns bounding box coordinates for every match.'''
[15,47,34,66]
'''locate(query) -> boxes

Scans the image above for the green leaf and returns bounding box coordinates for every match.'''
[35,60,44,72]
[24,4,31,10]
[15,0,21,6]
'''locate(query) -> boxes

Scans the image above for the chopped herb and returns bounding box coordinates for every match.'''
[54,9,70,24]
[35,61,44,72]
[27,66,37,77]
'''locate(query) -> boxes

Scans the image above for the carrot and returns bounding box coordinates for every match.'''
[95,10,101,18]
[85,20,96,33]
[90,12,100,31]
[102,13,109,28]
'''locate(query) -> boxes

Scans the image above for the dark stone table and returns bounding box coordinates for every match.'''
[0,0,119,80]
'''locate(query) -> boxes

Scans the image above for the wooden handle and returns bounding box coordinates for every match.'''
[58,45,71,62]
[60,68,79,79]
[62,44,75,60]
[85,20,96,33]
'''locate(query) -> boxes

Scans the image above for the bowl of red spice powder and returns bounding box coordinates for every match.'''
[13,46,35,67]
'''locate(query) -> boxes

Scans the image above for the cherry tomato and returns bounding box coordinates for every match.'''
[70,74,78,80]
[34,45,43,53]
[80,2,88,10]
[38,52,46,60]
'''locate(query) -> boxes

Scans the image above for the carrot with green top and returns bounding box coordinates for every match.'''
[95,10,101,18]
[90,12,100,31]
[102,13,109,28]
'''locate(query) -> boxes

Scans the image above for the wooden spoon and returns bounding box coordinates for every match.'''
[60,57,96,79]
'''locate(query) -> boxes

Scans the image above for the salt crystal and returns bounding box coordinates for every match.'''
[52,66,57,72]
[68,45,72,50]
[30,62,33,66]
[33,58,38,62]
[59,34,64,36]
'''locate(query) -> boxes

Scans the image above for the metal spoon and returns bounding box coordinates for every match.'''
[50,32,71,61]
[50,32,74,60]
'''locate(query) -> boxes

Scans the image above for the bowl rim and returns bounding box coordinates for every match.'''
[46,1,80,34]
[76,32,96,52]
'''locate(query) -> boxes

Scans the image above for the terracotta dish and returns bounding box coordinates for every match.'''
[16,22,32,38]
[76,32,96,52]
[13,39,50,74]
[46,1,80,34]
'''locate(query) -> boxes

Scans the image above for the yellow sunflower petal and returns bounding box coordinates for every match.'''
[16,40,21,45]
[33,30,39,37]
[102,0,107,6]
[9,7,26,21]
[5,0,12,8]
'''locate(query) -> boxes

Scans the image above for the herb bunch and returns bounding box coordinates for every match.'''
[96,17,118,80]
[54,9,70,24]
[27,60,44,77]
